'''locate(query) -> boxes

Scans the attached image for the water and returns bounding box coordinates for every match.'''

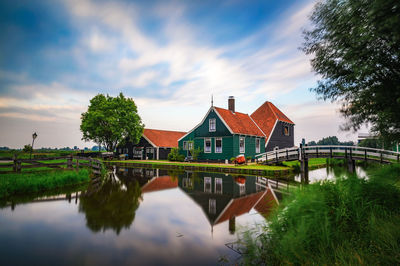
[294,166,368,183]
[0,165,368,265]
[0,168,287,266]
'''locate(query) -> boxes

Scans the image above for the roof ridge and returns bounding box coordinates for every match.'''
[266,102,279,121]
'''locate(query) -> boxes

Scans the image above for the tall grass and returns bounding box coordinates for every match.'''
[241,164,400,265]
[0,169,91,199]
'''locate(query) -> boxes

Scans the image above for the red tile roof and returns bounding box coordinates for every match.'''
[250,101,294,140]
[254,189,278,216]
[214,107,265,137]
[141,176,178,193]
[144,129,186,148]
[214,191,266,225]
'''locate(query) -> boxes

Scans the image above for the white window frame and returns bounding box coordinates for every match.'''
[256,138,260,153]
[239,183,246,196]
[215,138,222,153]
[204,138,212,153]
[239,137,245,153]
[188,141,193,151]
[215,178,223,194]
[209,118,216,132]
[209,198,216,214]
[183,141,188,150]
[204,177,212,193]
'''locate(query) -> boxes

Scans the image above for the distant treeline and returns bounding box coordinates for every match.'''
[0,145,105,151]
[307,136,354,146]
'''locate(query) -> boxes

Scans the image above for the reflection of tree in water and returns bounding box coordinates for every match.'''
[78,173,142,235]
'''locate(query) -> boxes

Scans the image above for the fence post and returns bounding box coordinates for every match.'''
[13,154,17,172]
[350,148,352,160]
[380,152,383,163]
[364,149,367,161]
[275,151,278,163]
[316,147,319,158]
[397,153,399,163]
[330,147,332,158]
[17,161,22,172]
[67,156,72,169]
[76,157,79,171]
[345,148,347,159]
[286,149,289,160]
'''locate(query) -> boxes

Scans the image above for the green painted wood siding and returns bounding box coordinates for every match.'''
[194,108,232,138]
[233,135,265,159]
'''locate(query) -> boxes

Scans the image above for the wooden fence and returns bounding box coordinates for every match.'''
[0,156,102,175]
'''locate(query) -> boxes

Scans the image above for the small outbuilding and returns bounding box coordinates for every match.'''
[117,129,186,160]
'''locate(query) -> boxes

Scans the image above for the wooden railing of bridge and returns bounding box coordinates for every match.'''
[0,156,102,175]
[255,145,400,165]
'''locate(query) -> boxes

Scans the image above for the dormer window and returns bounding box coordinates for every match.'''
[283,125,289,136]
[209,118,216,132]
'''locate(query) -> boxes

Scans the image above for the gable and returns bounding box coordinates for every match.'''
[251,101,294,141]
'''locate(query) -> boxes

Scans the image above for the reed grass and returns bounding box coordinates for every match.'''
[0,169,91,199]
[241,164,400,265]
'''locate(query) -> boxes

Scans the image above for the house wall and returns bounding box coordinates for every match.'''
[179,108,266,161]
[266,121,294,151]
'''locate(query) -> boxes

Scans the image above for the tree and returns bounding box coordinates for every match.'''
[23,144,32,152]
[303,0,400,142]
[80,93,144,152]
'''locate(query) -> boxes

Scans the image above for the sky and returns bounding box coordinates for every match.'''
[0,0,365,149]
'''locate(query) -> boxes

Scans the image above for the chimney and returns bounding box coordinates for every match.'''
[228,96,235,113]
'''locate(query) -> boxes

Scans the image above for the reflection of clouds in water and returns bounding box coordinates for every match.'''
[294,166,369,183]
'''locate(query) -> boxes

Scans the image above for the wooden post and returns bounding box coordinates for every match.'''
[380,152,383,163]
[330,147,333,158]
[286,149,289,160]
[17,161,22,172]
[275,151,278,163]
[316,147,319,158]
[76,158,79,170]
[13,154,17,172]
[67,156,72,169]
[345,148,347,159]
[364,149,367,161]
[350,148,352,160]
[397,153,399,163]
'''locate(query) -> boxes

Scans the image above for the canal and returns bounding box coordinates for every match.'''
[0,165,367,265]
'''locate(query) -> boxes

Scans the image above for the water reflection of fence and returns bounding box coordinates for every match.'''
[0,156,102,175]
[256,176,295,195]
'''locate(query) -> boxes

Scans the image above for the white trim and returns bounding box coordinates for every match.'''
[215,177,223,194]
[178,107,214,141]
[215,137,222,153]
[268,183,280,205]
[239,136,245,153]
[204,138,212,153]
[156,147,159,160]
[265,119,278,148]
[256,138,260,153]
[209,118,216,132]
[204,176,212,193]
[214,199,234,224]
[249,115,266,137]
[142,134,157,147]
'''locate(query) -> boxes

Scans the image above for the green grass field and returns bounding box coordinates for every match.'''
[0,169,91,199]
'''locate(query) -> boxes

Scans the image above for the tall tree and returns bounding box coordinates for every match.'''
[303,0,400,142]
[80,93,144,152]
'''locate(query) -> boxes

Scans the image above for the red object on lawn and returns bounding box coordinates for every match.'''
[235,155,246,164]
[235,176,246,184]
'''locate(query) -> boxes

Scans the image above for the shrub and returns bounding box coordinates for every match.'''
[167,148,184,161]
[230,157,236,164]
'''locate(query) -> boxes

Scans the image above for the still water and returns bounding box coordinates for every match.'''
[0,166,366,265]
[0,168,287,266]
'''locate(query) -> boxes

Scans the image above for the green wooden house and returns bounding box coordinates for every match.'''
[178,96,295,161]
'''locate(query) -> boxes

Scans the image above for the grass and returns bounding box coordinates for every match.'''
[0,169,91,199]
[240,163,400,265]
[112,159,290,171]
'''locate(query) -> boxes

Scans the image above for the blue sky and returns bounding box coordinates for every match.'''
[0,0,363,148]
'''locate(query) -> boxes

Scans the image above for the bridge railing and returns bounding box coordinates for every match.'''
[255,145,400,163]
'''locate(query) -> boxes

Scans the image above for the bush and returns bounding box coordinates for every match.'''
[246,156,252,162]
[230,157,236,164]
[167,148,184,162]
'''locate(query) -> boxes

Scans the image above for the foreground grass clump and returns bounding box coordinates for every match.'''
[0,169,91,198]
[241,164,400,265]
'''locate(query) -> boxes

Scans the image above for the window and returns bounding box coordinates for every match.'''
[209,199,216,214]
[215,178,223,194]
[188,142,193,150]
[209,118,216,132]
[204,177,212,193]
[283,125,289,136]
[215,138,222,153]
[239,183,246,196]
[256,138,260,153]
[239,137,245,153]
[204,138,212,153]
[183,141,188,150]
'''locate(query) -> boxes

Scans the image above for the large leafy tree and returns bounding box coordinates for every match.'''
[80,93,144,152]
[303,0,400,142]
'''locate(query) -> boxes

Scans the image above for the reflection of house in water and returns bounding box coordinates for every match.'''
[178,172,281,233]
[113,168,287,233]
